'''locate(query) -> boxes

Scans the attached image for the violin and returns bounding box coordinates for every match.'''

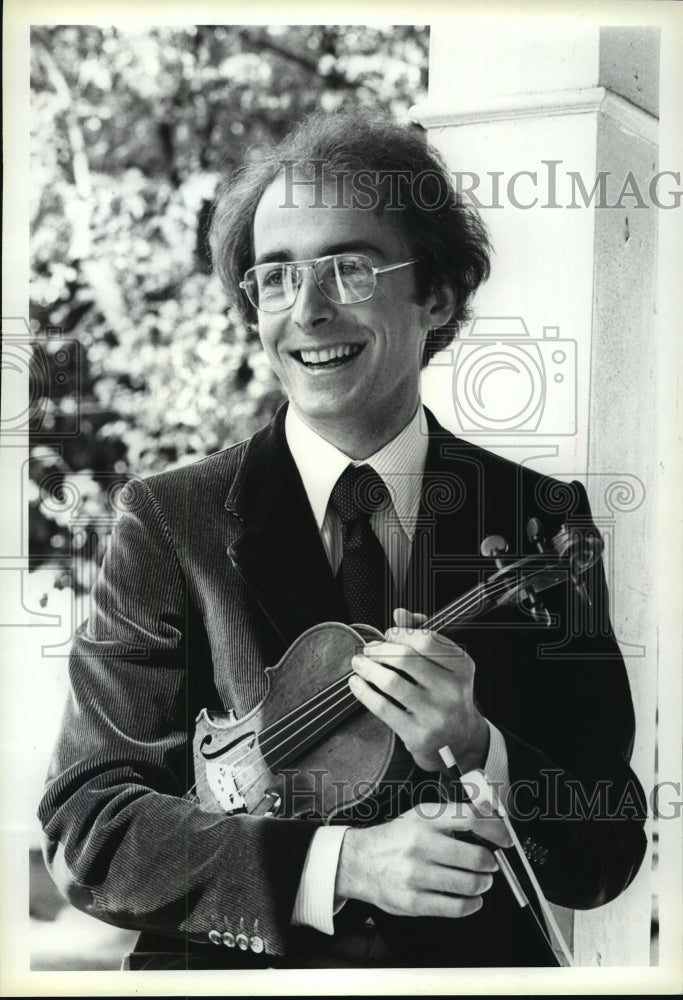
[192,518,601,819]
[191,518,602,966]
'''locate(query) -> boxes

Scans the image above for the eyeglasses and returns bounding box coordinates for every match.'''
[239,253,418,314]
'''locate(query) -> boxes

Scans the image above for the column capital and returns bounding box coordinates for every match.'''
[411,87,657,146]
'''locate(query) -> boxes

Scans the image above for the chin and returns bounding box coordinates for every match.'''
[297,398,359,423]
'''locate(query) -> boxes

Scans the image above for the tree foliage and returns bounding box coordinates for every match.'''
[29,24,429,587]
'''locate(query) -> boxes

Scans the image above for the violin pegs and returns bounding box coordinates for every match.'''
[521,585,552,628]
[526,517,547,553]
[480,535,508,558]
[481,534,508,571]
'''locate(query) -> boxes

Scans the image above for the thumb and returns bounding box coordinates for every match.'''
[392,607,428,629]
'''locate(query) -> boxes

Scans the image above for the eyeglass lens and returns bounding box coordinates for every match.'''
[245,255,376,311]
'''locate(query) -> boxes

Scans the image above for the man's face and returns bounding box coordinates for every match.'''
[251,172,448,455]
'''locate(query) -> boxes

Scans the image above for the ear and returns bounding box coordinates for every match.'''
[426,280,456,329]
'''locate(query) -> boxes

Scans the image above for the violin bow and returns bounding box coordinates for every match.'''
[438,745,574,967]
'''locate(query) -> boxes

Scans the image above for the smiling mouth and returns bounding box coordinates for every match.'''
[293,343,365,370]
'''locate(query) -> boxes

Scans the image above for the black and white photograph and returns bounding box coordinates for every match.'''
[2,0,682,995]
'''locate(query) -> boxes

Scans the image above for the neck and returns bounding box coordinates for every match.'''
[289,400,419,460]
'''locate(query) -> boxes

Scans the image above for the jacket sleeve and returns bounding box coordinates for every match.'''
[38,477,318,957]
[493,480,647,910]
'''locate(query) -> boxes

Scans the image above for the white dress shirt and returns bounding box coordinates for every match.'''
[285,403,510,934]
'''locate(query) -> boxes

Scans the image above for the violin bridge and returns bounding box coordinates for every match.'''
[205,761,248,815]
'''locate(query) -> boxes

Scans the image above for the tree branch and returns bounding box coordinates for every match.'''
[236,27,356,90]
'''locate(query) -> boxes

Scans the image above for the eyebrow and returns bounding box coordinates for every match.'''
[253,240,388,267]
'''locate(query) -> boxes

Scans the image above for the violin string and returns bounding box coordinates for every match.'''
[203,571,530,786]
[427,562,559,633]
[216,673,353,777]
[213,671,365,789]
[237,689,361,800]
[240,684,360,791]
[424,571,527,632]
[259,675,351,755]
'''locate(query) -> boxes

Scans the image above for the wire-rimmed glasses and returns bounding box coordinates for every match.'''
[239,253,418,313]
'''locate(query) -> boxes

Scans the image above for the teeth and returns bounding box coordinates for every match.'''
[299,344,361,365]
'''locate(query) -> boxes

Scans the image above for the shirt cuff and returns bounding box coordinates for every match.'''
[483,720,511,809]
[290,825,349,935]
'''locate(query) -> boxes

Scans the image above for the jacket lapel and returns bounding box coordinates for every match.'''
[224,404,347,648]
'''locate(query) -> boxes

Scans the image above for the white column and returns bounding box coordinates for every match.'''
[414,22,660,966]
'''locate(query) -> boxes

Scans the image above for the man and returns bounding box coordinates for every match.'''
[39,111,646,970]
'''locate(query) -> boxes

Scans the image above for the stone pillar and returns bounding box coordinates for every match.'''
[414,24,661,966]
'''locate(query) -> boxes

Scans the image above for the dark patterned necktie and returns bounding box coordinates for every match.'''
[328,464,394,632]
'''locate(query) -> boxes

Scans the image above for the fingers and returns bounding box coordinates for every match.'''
[405,802,512,855]
[337,810,503,921]
[388,627,469,667]
[423,865,495,898]
[390,608,462,664]
[351,645,469,705]
[355,643,454,689]
[384,892,483,920]
[430,832,499,875]
[390,815,500,919]
[443,814,514,853]
[463,817,513,850]
[348,668,414,739]
[349,656,457,757]
[350,612,480,773]
[409,892,485,920]
[380,622,471,674]
[348,656,446,750]
[351,650,419,701]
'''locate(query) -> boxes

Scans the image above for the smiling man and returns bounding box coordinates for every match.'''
[40,110,646,970]
[249,173,439,454]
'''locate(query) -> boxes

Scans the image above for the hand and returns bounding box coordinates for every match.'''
[349,608,489,773]
[335,801,510,918]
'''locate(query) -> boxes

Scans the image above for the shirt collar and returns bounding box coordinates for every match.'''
[285,404,428,538]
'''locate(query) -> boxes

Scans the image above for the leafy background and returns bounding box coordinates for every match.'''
[29,24,429,594]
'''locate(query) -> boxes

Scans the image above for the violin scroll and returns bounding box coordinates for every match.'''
[477,518,605,620]
[548,521,603,606]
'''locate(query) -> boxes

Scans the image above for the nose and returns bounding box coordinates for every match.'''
[290,266,335,331]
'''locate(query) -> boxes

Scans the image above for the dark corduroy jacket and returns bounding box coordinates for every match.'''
[39,405,646,968]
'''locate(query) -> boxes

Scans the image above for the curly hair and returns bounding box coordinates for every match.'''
[209,109,491,366]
